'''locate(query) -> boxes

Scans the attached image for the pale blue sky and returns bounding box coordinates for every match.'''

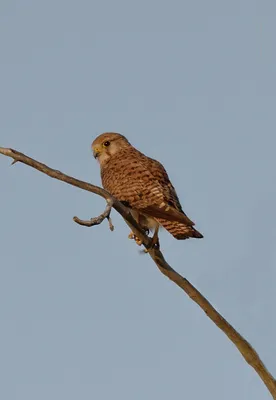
[1,1,276,399]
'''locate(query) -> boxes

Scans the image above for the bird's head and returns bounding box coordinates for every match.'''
[92,132,130,165]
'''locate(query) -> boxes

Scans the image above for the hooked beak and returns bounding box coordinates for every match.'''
[93,147,101,159]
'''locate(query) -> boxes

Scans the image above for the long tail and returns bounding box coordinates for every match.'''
[157,218,203,240]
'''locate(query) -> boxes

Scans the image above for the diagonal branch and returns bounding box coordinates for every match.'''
[1,146,276,398]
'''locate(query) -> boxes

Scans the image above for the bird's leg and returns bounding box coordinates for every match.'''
[151,225,160,247]
[144,225,160,253]
[128,214,149,247]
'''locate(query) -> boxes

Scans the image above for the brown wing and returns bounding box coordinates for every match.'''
[140,203,194,225]
[136,152,194,225]
[140,155,203,239]
[101,147,194,226]
[142,155,184,211]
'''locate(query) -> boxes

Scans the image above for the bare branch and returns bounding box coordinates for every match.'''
[1,146,276,398]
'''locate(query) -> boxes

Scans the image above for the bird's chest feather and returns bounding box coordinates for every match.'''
[100,153,154,207]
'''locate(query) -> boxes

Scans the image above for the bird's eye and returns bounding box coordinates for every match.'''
[103,141,110,147]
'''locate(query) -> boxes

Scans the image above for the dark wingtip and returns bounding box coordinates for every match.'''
[174,229,204,240]
[193,229,204,239]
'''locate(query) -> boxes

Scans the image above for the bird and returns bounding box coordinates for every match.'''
[91,132,203,248]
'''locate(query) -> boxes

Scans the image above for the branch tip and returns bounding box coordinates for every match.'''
[107,216,114,231]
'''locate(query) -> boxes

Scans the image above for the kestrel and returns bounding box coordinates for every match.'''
[92,132,203,248]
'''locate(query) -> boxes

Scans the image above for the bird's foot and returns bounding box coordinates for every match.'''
[128,231,143,246]
[128,230,159,253]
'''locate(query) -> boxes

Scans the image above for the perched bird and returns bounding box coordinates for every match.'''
[92,132,203,248]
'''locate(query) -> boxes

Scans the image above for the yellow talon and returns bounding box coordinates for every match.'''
[128,232,135,240]
[128,231,143,246]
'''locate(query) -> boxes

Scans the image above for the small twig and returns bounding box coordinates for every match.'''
[1,146,276,399]
[73,199,115,231]
[107,215,115,231]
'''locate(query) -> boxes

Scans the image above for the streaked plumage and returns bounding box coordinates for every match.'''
[92,132,203,243]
